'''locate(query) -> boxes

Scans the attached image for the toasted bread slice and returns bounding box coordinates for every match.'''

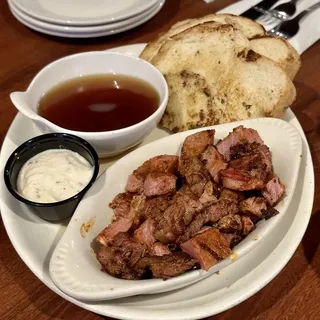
[249,35,301,80]
[140,13,265,62]
[151,23,296,132]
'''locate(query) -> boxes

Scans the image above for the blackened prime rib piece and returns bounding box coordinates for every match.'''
[240,197,267,219]
[220,167,265,191]
[230,142,272,172]
[201,145,228,183]
[126,155,179,194]
[181,130,215,158]
[216,126,264,161]
[96,232,147,280]
[143,172,177,197]
[181,227,231,271]
[135,252,197,279]
[177,199,239,244]
[262,174,285,206]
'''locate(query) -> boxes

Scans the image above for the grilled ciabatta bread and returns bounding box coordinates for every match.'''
[145,22,296,132]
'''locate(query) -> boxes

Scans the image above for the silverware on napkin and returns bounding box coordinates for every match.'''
[240,0,279,19]
[267,1,320,38]
[266,0,301,20]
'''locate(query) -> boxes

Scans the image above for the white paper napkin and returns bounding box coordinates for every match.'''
[216,0,320,54]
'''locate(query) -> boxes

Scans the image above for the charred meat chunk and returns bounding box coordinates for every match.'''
[144,172,177,197]
[96,218,133,246]
[241,216,255,235]
[181,130,214,158]
[136,252,197,279]
[201,145,228,182]
[181,227,231,271]
[215,214,242,233]
[126,155,179,193]
[96,232,147,280]
[262,174,285,206]
[220,167,265,191]
[216,126,264,161]
[240,197,267,219]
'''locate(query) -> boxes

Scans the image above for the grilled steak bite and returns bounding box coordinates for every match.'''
[241,216,255,235]
[179,156,210,188]
[143,196,171,221]
[220,167,265,191]
[96,218,133,246]
[181,227,231,271]
[144,172,177,197]
[181,130,215,158]
[262,174,285,206]
[136,252,197,279]
[150,242,171,256]
[216,126,264,161]
[95,126,285,280]
[133,219,156,248]
[126,155,179,194]
[201,145,228,182]
[229,154,268,182]
[97,232,147,280]
[109,193,133,220]
[177,199,238,244]
[199,181,219,205]
[230,142,272,171]
[156,192,203,243]
[240,197,267,219]
[215,214,242,233]
[222,233,242,248]
[220,188,244,203]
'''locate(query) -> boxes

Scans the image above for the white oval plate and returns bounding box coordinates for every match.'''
[49,118,302,301]
[12,0,158,26]
[0,43,314,320]
[9,0,165,38]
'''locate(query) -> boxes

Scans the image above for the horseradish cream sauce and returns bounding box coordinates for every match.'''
[17,149,93,203]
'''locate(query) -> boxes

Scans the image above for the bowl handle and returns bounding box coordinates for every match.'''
[10,92,40,121]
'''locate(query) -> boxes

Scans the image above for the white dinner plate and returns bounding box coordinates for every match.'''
[11,0,159,26]
[9,0,165,38]
[49,118,302,301]
[0,44,314,320]
[8,0,162,34]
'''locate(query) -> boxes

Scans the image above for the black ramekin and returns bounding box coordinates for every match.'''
[4,133,99,222]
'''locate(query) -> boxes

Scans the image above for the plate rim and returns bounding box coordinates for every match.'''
[8,0,162,33]
[8,1,165,38]
[11,0,159,26]
[0,43,315,320]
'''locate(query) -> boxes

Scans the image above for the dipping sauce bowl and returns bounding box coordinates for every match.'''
[4,133,99,221]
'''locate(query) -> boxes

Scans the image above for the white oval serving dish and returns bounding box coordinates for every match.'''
[49,117,302,301]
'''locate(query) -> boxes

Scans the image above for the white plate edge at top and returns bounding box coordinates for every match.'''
[8,1,165,39]
[8,0,163,33]
[0,43,314,320]
[11,0,159,26]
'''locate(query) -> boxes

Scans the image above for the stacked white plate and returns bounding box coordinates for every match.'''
[8,0,166,38]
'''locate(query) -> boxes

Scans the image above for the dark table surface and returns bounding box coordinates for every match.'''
[1,1,319,319]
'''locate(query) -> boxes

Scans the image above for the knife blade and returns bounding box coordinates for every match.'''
[240,0,279,20]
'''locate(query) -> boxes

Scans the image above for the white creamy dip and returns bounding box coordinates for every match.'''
[17,149,93,203]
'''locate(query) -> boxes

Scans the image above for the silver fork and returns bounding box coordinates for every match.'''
[255,0,300,24]
[268,1,320,39]
[267,0,300,20]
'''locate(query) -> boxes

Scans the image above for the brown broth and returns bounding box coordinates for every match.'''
[38,74,160,132]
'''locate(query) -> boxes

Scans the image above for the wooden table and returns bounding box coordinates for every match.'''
[1,0,319,319]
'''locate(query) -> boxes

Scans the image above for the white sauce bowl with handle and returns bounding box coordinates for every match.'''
[10,51,168,158]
